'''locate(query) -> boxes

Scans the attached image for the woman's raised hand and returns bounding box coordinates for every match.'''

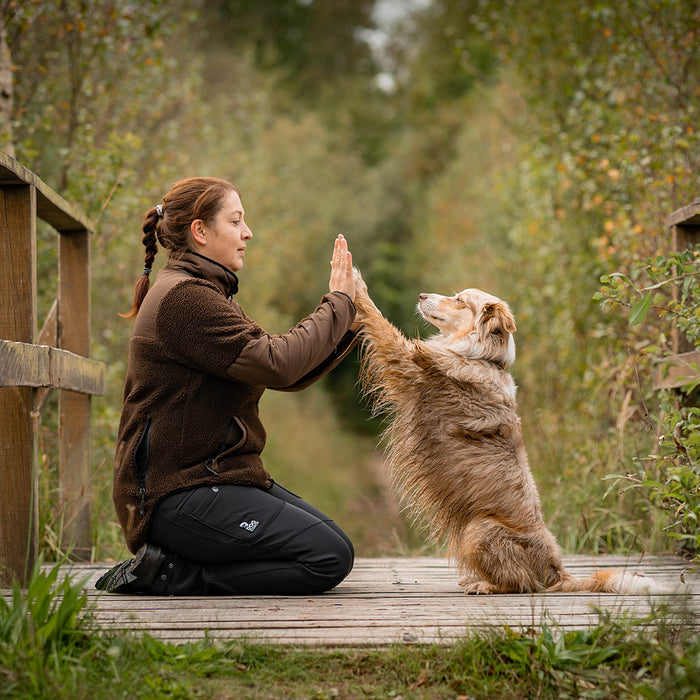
[329,234,355,300]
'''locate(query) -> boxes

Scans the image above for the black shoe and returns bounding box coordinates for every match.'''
[95,544,166,593]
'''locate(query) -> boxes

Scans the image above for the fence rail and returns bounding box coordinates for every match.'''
[654,198,700,390]
[0,152,105,586]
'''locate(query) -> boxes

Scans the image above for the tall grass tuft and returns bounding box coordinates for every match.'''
[0,560,92,698]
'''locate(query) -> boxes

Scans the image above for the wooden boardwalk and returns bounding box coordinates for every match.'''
[27,555,700,646]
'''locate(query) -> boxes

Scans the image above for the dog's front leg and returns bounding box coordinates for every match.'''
[351,268,428,410]
[352,268,414,357]
[351,267,378,321]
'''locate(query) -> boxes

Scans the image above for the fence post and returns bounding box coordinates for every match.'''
[58,229,92,559]
[0,184,39,584]
[0,153,104,586]
[653,198,700,391]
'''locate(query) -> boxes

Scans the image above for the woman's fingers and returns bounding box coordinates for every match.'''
[331,234,347,265]
[329,235,355,299]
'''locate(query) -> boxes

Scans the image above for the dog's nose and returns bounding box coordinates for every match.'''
[419,293,428,300]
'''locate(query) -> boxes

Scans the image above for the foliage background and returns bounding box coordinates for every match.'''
[2,0,698,561]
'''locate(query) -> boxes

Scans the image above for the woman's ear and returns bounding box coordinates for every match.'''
[190,219,206,246]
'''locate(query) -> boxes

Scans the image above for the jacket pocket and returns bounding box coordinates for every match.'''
[205,417,247,475]
[222,416,246,451]
[133,417,152,514]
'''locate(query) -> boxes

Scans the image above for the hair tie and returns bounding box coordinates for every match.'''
[143,266,152,276]
[155,204,163,218]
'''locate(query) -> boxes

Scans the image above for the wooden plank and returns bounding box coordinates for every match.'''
[666,200,700,355]
[653,350,700,390]
[666,198,700,228]
[0,151,93,233]
[37,299,58,347]
[0,184,38,587]
[35,300,58,410]
[0,339,105,394]
[21,556,698,646]
[58,229,93,557]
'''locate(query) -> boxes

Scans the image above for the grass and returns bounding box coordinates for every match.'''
[1,564,699,700]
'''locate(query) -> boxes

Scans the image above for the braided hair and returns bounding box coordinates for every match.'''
[120,177,237,318]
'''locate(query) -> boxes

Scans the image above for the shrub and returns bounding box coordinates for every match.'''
[597,249,700,561]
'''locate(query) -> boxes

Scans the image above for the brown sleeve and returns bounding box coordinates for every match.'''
[156,280,262,377]
[227,292,357,388]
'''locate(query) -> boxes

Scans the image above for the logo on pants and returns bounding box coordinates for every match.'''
[239,520,259,532]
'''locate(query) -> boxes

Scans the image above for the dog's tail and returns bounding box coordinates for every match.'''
[547,569,672,594]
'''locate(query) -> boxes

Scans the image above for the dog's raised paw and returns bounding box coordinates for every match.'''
[352,267,368,294]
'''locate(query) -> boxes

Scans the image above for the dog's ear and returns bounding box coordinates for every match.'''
[477,302,516,342]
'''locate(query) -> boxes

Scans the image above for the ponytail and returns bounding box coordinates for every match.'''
[119,206,161,318]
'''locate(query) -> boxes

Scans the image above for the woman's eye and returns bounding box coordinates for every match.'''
[232,220,240,226]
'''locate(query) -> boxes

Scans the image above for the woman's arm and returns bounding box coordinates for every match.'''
[226,291,357,388]
[227,235,358,388]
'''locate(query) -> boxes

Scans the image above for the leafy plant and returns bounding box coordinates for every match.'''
[597,249,700,561]
[0,560,91,696]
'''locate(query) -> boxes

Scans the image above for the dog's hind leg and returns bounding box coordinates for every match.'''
[453,519,563,594]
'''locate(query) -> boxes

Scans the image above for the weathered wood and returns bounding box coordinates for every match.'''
[666,198,700,229]
[667,199,700,357]
[653,350,700,390]
[58,228,93,558]
[0,184,38,587]
[35,300,57,411]
[0,339,105,393]
[0,151,92,233]
[37,299,58,346]
[33,555,699,647]
[0,153,102,584]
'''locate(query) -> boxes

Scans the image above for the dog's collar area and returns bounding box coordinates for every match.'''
[467,356,506,370]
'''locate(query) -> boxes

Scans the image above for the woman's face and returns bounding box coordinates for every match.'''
[196,189,252,272]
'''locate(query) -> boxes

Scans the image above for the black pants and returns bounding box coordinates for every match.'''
[146,481,354,596]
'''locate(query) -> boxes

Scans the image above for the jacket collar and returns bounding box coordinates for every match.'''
[165,251,239,297]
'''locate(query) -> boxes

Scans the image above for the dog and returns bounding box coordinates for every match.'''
[352,268,668,594]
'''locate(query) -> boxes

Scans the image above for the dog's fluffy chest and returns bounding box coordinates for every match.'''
[436,356,518,405]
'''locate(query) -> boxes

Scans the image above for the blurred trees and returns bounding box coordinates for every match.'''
[5,0,204,202]
[204,0,377,97]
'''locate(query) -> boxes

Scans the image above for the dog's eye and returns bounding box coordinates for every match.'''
[454,297,466,308]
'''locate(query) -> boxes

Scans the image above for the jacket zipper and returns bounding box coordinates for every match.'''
[133,417,153,515]
[139,483,147,515]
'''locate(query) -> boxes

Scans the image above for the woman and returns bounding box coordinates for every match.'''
[96,176,358,596]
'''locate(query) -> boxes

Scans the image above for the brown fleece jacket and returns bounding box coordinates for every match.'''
[113,252,358,552]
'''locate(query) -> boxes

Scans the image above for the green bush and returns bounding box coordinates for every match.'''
[597,249,700,561]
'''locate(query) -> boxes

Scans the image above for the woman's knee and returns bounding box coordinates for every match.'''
[299,524,354,589]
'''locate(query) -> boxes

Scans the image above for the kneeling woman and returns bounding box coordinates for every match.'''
[97,177,358,595]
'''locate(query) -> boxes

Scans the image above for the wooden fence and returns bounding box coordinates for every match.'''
[0,153,105,586]
[654,198,700,389]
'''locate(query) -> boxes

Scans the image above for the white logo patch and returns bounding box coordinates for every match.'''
[239,520,259,532]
